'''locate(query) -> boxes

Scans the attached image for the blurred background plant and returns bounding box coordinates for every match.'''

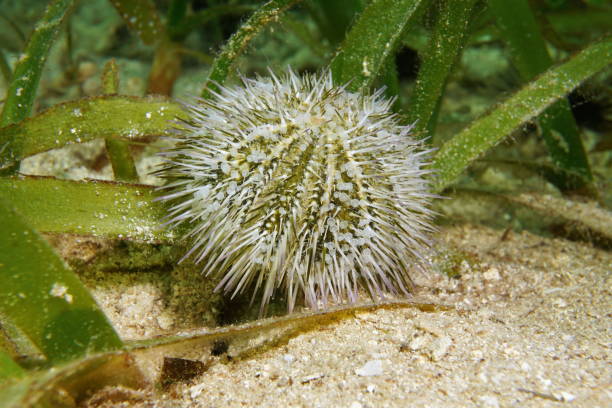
[0,0,610,406]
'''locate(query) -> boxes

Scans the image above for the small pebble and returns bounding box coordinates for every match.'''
[301,374,324,384]
[157,312,174,330]
[189,383,206,399]
[555,391,575,402]
[356,360,383,377]
[483,267,501,281]
[479,395,499,408]
[431,336,452,361]
[408,336,427,351]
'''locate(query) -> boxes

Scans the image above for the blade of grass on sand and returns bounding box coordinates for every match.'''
[488,0,593,188]
[0,198,123,366]
[330,0,426,92]
[0,352,145,408]
[432,36,611,193]
[407,0,478,139]
[201,0,303,98]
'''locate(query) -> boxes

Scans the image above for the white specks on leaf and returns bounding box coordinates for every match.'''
[49,282,73,303]
[362,58,371,77]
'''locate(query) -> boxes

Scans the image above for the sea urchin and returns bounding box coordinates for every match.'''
[157,69,435,313]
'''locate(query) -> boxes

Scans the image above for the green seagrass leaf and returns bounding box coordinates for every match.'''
[0,95,185,169]
[488,0,593,187]
[108,0,165,45]
[0,0,76,128]
[0,352,145,408]
[0,197,123,366]
[0,176,171,241]
[200,0,303,98]
[0,350,25,385]
[330,0,426,92]
[101,60,140,183]
[306,0,364,46]
[178,4,259,41]
[432,36,612,193]
[407,0,478,139]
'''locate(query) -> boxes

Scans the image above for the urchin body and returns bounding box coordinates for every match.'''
[158,70,435,313]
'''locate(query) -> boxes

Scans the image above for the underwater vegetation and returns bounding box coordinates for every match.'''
[0,0,610,406]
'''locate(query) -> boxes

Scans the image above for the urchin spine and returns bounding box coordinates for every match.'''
[157,70,435,313]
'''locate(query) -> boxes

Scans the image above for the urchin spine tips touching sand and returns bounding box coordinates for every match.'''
[157,69,435,313]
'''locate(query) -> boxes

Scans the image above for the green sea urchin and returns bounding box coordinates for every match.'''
[157,70,435,313]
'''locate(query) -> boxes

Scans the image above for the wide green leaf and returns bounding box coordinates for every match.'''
[0,176,171,241]
[432,36,611,192]
[0,198,123,366]
[330,0,426,91]
[0,95,185,169]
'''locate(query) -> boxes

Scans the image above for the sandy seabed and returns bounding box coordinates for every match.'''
[81,223,611,408]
